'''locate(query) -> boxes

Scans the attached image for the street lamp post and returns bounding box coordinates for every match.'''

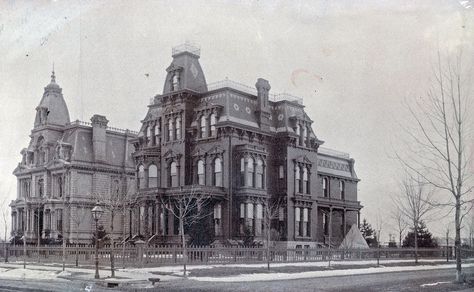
[91,204,104,280]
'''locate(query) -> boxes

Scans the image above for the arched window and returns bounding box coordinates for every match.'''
[200,115,207,138]
[168,118,173,141]
[148,164,158,188]
[138,165,146,189]
[169,162,178,187]
[210,113,217,136]
[340,181,345,200]
[175,116,181,140]
[302,167,309,194]
[197,160,205,185]
[323,177,329,197]
[247,157,254,187]
[213,158,222,187]
[172,73,179,91]
[169,161,178,187]
[256,159,264,189]
[296,165,302,193]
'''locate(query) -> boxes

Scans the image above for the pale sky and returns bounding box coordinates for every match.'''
[1,0,473,240]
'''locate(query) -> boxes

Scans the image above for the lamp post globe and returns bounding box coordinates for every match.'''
[92,203,103,279]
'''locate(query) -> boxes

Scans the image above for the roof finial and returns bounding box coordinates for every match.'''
[51,62,56,83]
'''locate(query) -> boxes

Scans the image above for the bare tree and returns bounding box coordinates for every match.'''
[390,204,408,248]
[394,175,436,264]
[93,178,135,278]
[69,200,90,267]
[160,187,211,277]
[397,51,473,281]
[0,197,10,263]
[262,197,284,271]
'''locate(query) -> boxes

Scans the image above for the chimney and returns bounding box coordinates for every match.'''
[90,114,109,163]
[255,78,271,130]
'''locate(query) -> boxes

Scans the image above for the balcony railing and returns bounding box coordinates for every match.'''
[67,120,138,135]
[207,78,304,105]
[318,147,350,159]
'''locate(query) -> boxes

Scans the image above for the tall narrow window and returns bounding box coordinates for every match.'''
[303,208,309,237]
[197,160,205,185]
[247,157,254,187]
[214,203,222,236]
[323,177,329,197]
[302,126,307,146]
[213,158,222,187]
[169,162,178,187]
[296,166,302,193]
[302,167,308,194]
[147,126,152,140]
[240,203,245,234]
[172,73,179,91]
[155,123,161,144]
[210,113,217,136]
[240,157,245,186]
[168,118,173,141]
[246,203,254,234]
[340,181,345,200]
[279,165,285,179]
[323,213,328,235]
[58,176,63,197]
[256,159,264,189]
[295,207,301,236]
[200,115,207,138]
[57,209,63,232]
[175,116,181,140]
[38,178,44,197]
[148,164,158,188]
[138,165,146,189]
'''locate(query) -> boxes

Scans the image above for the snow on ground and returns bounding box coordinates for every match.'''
[420,281,451,287]
[187,263,474,283]
[0,267,61,280]
[121,258,452,275]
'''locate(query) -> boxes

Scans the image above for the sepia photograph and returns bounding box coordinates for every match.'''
[0,1,473,291]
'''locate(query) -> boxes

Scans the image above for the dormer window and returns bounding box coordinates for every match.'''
[172,73,180,91]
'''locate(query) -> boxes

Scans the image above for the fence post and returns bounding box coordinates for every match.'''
[135,240,145,268]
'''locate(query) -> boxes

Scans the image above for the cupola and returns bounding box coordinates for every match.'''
[34,70,71,128]
[162,42,208,94]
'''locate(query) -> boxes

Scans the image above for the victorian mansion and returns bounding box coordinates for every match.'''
[10,44,362,248]
[131,44,362,248]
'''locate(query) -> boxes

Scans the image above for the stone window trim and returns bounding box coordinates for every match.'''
[293,160,312,195]
[194,106,222,139]
[290,117,313,148]
[163,110,184,142]
[239,153,267,189]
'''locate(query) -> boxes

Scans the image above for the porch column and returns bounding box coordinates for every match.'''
[328,206,333,247]
[343,209,347,237]
[143,202,149,236]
